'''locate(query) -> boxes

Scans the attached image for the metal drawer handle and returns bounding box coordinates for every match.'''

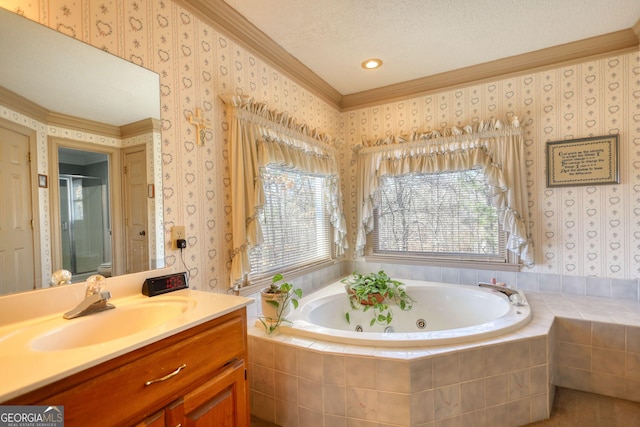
[144,364,187,386]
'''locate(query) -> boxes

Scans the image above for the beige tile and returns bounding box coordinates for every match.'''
[253,338,275,368]
[625,352,640,380]
[508,398,531,426]
[323,353,345,385]
[509,369,531,401]
[324,414,347,427]
[592,372,626,399]
[460,379,484,413]
[410,389,435,425]
[556,366,592,392]
[345,356,376,389]
[323,384,346,416]
[275,398,299,427]
[530,336,548,366]
[274,372,298,403]
[376,391,411,425]
[460,409,486,427]
[485,374,508,407]
[433,354,460,387]
[253,365,275,396]
[592,321,625,350]
[251,390,276,424]
[556,342,591,370]
[484,403,509,427]
[346,387,378,421]
[627,325,640,353]
[275,343,297,374]
[529,365,548,395]
[592,347,625,376]
[558,318,592,345]
[298,377,323,411]
[459,347,486,381]
[530,393,550,422]
[411,357,434,393]
[434,385,461,421]
[485,343,510,376]
[376,359,410,393]
[298,407,323,427]
[507,340,531,371]
[297,348,323,381]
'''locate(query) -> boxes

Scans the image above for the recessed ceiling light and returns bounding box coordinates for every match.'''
[361,58,382,69]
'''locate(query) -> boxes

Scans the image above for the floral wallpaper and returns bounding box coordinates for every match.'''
[1,0,341,291]
[2,0,640,290]
[344,52,640,280]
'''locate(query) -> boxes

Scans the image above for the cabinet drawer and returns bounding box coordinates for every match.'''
[38,313,246,426]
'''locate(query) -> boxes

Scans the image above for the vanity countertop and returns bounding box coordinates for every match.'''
[0,270,253,402]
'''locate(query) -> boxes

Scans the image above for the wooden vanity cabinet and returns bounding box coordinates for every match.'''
[7,308,249,427]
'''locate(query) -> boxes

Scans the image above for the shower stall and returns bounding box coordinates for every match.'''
[59,174,112,277]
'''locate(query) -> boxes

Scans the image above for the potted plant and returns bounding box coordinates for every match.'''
[341,270,415,326]
[259,273,303,335]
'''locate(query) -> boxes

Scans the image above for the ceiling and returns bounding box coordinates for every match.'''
[183,0,640,109]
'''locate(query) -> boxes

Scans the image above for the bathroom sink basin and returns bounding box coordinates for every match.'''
[29,299,193,352]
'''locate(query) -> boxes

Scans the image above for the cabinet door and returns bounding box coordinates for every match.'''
[167,359,248,427]
[135,410,165,427]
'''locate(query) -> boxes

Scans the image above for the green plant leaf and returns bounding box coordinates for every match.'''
[291,299,299,309]
[266,300,280,308]
[345,312,350,324]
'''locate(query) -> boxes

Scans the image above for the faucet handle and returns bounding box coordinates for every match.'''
[86,274,107,297]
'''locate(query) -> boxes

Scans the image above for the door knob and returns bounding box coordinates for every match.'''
[139,230,146,236]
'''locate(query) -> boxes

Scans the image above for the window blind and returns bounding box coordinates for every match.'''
[249,166,331,278]
[373,169,506,261]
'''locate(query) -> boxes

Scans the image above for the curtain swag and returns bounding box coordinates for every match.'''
[355,116,533,266]
[221,95,348,286]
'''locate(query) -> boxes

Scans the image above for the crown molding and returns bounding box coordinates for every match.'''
[177,1,640,111]
[175,0,342,108]
[341,29,640,110]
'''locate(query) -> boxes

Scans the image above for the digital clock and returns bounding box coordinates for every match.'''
[142,272,189,297]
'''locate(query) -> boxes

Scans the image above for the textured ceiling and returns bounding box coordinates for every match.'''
[223,0,640,95]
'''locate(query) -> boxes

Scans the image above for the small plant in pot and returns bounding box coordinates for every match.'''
[342,270,415,326]
[259,273,303,335]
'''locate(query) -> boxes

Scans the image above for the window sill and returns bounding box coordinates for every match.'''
[237,259,340,297]
[364,254,521,272]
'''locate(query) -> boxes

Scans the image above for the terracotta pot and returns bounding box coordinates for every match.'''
[260,287,291,321]
[346,288,386,306]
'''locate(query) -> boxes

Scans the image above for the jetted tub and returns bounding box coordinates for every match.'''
[281,278,532,347]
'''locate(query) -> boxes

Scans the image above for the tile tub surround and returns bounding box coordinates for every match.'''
[247,292,640,427]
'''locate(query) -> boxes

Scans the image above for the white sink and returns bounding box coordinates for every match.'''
[29,299,194,352]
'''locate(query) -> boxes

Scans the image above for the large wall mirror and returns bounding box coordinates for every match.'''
[0,7,164,296]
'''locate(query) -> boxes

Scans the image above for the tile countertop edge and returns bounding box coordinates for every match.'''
[0,287,254,402]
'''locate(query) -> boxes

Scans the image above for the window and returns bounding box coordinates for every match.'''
[373,169,506,261]
[249,165,331,277]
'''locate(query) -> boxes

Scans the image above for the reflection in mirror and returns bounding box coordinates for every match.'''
[0,7,163,295]
[58,148,112,282]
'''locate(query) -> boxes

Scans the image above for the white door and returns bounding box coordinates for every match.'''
[0,123,35,294]
[123,147,148,274]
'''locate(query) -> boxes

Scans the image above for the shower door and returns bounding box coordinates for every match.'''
[59,174,110,275]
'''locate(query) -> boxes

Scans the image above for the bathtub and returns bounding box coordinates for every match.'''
[281,278,531,347]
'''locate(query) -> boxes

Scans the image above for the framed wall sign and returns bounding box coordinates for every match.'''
[38,174,48,188]
[546,135,619,187]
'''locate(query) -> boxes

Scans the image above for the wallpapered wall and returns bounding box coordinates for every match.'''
[1,0,342,291]
[4,0,640,288]
[344,52,640,280]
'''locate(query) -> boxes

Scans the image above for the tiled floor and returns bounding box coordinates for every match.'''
[527,387,640,426]
[250,388,640,427]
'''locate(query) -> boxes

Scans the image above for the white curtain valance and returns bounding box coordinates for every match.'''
[221,95,348,286]
[355,117,533,266]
